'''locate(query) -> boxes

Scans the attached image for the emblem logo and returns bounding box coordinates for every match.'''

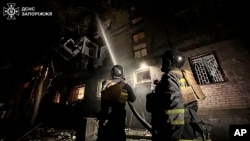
[3,3,20,20]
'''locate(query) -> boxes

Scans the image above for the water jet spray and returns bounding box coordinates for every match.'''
[95,14,117,66]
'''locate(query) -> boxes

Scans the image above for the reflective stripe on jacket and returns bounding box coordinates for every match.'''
[165,108,185,125]
[154,69,185,125]
[179,78,188,89]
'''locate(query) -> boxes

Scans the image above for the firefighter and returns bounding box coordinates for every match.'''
[167,55,210,141]
[146,49,185,141]
[177,70,210,141]
[147,49,210,141]
[97,65,136,141]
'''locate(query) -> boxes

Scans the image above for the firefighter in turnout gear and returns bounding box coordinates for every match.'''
[146,49,186,141]
[147,49,211,141]
[97,65,136,141]
[182,101,211,141]
[172,69,211,141]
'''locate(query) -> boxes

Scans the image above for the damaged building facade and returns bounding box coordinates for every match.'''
[1,0,250,140]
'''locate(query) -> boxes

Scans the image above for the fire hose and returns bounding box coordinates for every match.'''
[127,101,156,136]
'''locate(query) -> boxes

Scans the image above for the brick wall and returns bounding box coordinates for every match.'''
[182,40,250,110]
[181,40,250,141]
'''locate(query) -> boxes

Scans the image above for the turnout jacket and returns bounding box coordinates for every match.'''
[98,78,136,126]
[97,78,136,141]
[147,69,185,126]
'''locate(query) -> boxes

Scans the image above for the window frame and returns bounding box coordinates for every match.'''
[96,80,104,99]
[134,68,151,86]
[188,51,228,85]
[131,31,147,59]
[53,91,61,103]
[69,84,85,102]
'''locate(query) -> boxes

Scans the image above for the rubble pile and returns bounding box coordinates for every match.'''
[21,128,77,141]
[125,128,152,141]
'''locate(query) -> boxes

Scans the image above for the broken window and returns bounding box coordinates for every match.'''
[188,51,227,85]
[69,85,85,102]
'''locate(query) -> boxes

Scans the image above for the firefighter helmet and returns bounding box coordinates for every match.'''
[111,65,124,78]
[161,49,185,72]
